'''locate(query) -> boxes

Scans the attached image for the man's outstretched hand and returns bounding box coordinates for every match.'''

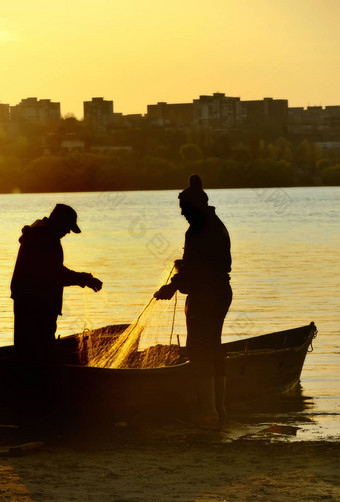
[154,284,176,300]
[87,275,103,292]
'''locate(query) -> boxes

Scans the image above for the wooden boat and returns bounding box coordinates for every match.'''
[0,322,317,422]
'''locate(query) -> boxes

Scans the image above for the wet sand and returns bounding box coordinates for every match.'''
[0,423,339,502]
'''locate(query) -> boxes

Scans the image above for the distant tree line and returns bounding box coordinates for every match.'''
[0,117,340,193]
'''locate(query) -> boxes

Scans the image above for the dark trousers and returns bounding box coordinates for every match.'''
[185,284,232,376]
[14,302,57,365]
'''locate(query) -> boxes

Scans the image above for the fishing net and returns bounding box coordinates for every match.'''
[84,266,186,369]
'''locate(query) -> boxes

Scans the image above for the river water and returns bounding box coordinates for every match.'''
[0,187,339,441]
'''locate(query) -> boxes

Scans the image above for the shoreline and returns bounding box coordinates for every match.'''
[0,184,338,196]
[0,422,339,501]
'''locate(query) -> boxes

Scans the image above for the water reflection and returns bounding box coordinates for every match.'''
[221,385,321,442]
[229,384,314,415]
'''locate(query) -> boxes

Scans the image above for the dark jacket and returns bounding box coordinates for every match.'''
[171,206,231,298]
[11,217,88,315]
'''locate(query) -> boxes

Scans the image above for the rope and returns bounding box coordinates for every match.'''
[133,263,175,326]
[164,263,175,285]
[133,296,155,326]
[169,290,178,347]
[164,290,178,366]
[308,327,318,353]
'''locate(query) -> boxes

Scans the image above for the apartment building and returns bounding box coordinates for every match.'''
[241,97,288,124]
[288,105,340,135]
[83,97,114,132]
[0,103,10,122]
[193,93,244,128]
[10,98,61,123]
[147,102,193,127]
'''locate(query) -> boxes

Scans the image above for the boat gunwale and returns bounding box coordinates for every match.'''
[224,325,316,358]
[0,323,317,374]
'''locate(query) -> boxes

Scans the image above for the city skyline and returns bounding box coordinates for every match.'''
[2,92,340,123]
[1,0,340,118]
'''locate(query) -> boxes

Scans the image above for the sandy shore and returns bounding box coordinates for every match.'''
[0,421,339,502]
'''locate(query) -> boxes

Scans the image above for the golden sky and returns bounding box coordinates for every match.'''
[1,0,340,118]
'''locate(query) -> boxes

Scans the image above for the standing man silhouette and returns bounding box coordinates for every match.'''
[11,204,102,364]
[155,175,232,427]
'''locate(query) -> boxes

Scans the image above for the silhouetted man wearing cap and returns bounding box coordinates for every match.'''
[155,175,232,427]
[11,204,103,364]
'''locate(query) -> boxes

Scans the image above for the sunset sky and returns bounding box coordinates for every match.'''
[1,0,339,118]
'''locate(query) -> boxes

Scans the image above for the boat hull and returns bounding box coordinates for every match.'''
[0,323,317,421]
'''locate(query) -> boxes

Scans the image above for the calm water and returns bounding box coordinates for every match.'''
[0,187,339,441]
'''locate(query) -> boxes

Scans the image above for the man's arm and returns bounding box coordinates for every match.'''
[61,267,103,292]
[154,259,186,300]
